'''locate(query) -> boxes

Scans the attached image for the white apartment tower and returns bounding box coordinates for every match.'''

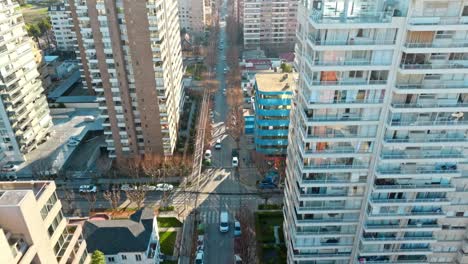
[48,1,77,52]
[0,0,52,163]
[70,0,184,159]
[0,181,89,264]
[286,0,468,263]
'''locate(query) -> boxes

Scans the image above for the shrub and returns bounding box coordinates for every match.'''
[159,206,174,212]
[258,204,282,210]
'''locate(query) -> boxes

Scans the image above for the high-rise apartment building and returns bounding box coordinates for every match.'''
[242,0,298,52]
[48,1,77,52]
[0,0,52,163]
[0,181,89,264]
[70,0,185,159]
[178,0,207,35]
[285,0,468,263]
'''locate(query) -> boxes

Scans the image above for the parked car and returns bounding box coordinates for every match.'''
[121,184,136,191]
[156,183,174,192]
[219,211,229,232]
[197,235,204,251]
[141,185,156,191]
[204,149,212,159]
[1,164,17,172]
[195,251,204,264]
[232,157,239,167]
[79,185,97,193]
[215,139,221,149]
[234,220,241,236]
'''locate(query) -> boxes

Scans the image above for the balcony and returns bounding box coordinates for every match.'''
[293,213,358,227]
[309,9,394,26]
[379,151,465,162]
[302,111,380,125]
[383,135,468,147]
[387,118,468,129]
[364,223,441,232]
[359,247,433,256]
[390,102,468,113]
[296,204,361,214]
[303,96,384,109]
[367,211,445,220]
[407,16,468,30]
[399,62,468,74]
[375,166,461,179]
[403,40,468,52]
[301,162,369,173]
[306,79,387,89]
[361,236,436,244]
[306,57,391,70]
[307,34,395,49]
[394,82,468,94]
[300,178,367,187]
[369,197,450,206]
[300,145,372,158]
[299,127,377,142]
[373,184,455,193]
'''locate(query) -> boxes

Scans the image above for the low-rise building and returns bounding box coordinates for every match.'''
[83,209,161,264]
[0,181,89,264]
[253,73,294,155]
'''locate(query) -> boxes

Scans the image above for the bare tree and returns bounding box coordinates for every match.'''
[251,151,271,177]
[81,192,97,215]
[141,154,164,183]
[226,85,244,150]
[103,186,121,213]
[259,190,273,206]
[125,188,147,210]
[235,206,257,263]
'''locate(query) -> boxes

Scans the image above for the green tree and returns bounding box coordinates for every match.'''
[91,250,105,264]
[26,23,42,48]
[38,18,52,49]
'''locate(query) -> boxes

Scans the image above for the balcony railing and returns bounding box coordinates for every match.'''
[391,102,468,108]
[310,58,391,67]
[384,136,467,143]
[374,184,454,190]
[380,152,464,159]
[309,34,395,46]
[304,113,380,123]
[310,9,394,24]
[377,167,460,175]
[302,163,368,170]
[400,63,468,70]
[365,224,440,229]
[310,79,387,86]
[404,41,468,49]
[395,82,468,90]
[409,16,468,26]
[389,119,468,126]
[309,99,384,105]
[370,198,449,204]
[300,179,367,185]
[362,236,434,241]
[296,205,361,211]
[367,211,445,218]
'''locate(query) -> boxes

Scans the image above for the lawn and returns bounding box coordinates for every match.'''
[157,217,182,228]
[255,211,287,264]
[159,231,177,255]
[19,5,48,24]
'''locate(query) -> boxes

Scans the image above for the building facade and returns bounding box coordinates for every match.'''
[48,1,77,52]
[0,181,89,264]
[243,0,298,52]
[178,0,208,36]
[254,73,293,155]
[0,0,52,163]
[285,0,468,263]
[70,0,184,159]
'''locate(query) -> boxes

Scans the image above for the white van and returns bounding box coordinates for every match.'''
[232,157,239,167]
[219,211,229,232]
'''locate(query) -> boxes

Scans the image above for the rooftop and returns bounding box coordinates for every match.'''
[255,73,296,92]
[0,181,53,205]
[83,208,155,255]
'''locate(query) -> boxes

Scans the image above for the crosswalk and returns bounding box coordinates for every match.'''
[198,208,239,224]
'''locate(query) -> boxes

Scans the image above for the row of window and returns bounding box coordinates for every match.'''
[107,253,142,262]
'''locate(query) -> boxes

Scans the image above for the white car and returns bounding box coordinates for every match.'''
[79,185,97,193]
[1,164,17,172]
[195,251,204,264]
[120,184,136,191]
[215,139,221,149]
[232,157,239,167]
[204,149,212,159]
[141,185,156,191]
[222,88,226,94]
[156,183,174,192]
[234,220,241,236]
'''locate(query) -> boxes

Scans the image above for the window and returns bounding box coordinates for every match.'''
[121,254,127,260]
[108,257,115,262]
[456,212,464,217]
[463,6,468,16]
[135,254,142,261]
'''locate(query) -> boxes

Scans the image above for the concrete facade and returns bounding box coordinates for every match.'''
[70,0,184,159]
[243,0,298,52]
[48,1,77,52]
[285,0,468,263]
[0,181,89,264]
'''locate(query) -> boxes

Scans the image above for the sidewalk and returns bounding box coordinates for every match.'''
[178,213,195,264]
